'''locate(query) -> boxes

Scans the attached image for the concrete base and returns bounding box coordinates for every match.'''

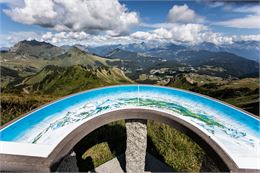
[125,119,147,173]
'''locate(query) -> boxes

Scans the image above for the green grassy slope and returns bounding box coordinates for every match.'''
[0,94,57,125]
[0,66,21,88]
[0,48,111,69]
[0,47,121,86]
[53,47,111,67]
[166,73,259,115]
[4,65,134,96]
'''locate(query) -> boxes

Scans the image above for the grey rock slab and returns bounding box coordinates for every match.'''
[125,119,147,173]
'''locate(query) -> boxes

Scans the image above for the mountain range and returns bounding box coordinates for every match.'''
[191,41,260,62]
[81,41,259,62]
[2,40,259,62]
[0,40,123,89]
[1,40,259,85]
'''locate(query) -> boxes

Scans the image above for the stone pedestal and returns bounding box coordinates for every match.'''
[125,119,147,173]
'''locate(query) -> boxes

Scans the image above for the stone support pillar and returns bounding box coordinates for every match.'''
[125,119,147,173]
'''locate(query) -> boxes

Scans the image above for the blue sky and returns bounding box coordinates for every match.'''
[0,0,260,47]
[123,1,260,34]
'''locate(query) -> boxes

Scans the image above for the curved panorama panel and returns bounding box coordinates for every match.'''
[0,85,259,170]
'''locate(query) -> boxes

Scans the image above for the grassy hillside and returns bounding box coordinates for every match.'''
[0,47,120,86]
[1,63,134,123]
[4,65,134,96]
[166,73,259,115]
[53,47,112,67]
[0,94,57,125]
[0,48,112,70]
[0,66,21,88]
[0,52,45,76]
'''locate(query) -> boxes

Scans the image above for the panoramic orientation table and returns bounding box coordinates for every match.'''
[0,85,259,172]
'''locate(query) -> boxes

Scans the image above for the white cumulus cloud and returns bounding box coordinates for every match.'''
[131,24,208,44]
[130,24,260,45]
[3,0,139,35]
[167,4,203,23]
[38,22,260,47]
[41,31,89,44]
[2,30,260,48]
[40,31,134,46]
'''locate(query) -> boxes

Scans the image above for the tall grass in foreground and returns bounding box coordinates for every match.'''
[0,94,57,125]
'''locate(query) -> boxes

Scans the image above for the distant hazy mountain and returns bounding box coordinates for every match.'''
[119,42,149,52]
[175,50,259,77]
[106,47,258,78]
[119,42,170,53]
[106,48,160,71]
[61,44,90,52]
[192,42,221,52]
[107,48,146,60]
[87,42,186,56]
[86,41,259,62]
[192,41,260,62]
[87,42,187,59]
[224,41,260,62]
[144,43,187,59]
[60,45,73,51]
[10,40,65,58]
[146,41,259,62]
[87,44,122,56]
